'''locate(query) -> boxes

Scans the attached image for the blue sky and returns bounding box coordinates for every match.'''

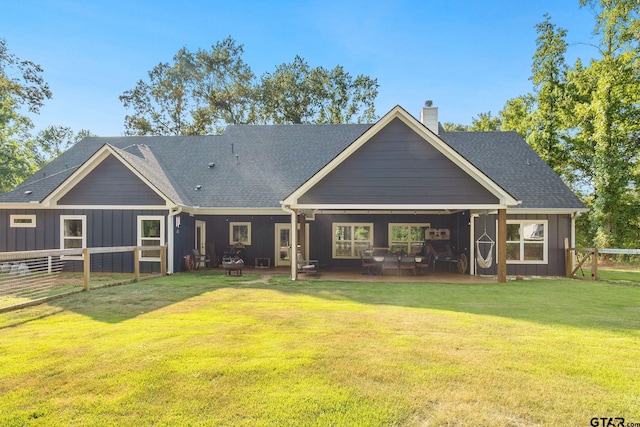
[2,0,599,136]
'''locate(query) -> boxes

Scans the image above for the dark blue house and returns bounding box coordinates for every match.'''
[0,105,587,281]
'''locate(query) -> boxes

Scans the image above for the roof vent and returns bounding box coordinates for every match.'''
[235,154,239,165]
[208,162,215,168]
[195,185,202,191]
[24,190,32,196]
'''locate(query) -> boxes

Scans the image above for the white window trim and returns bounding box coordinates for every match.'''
[388,223,430,254]
[332,222,374,259]
[229,222,251,245]
[10,214,36,228]
[138,215,165,262]
[60,215,87,260]
[501,219,548,264]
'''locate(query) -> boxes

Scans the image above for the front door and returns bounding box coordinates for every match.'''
[275,223,291,267]
[195,220,206,268]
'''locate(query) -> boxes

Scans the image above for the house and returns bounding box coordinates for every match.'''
[0,105,587,281]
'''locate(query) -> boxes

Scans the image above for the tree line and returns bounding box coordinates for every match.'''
[445,0,640,249]
[118,37,379,135]
[1,0,638,248]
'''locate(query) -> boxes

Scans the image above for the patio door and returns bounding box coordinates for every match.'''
[195,220,207,268]
[275,223,309,267]
[275,223,291,267]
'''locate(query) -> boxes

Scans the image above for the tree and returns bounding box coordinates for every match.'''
[0,38,52,192]
[31,126,94,167]
[570,0,640,248]
[468,111,501,131]
[260,56,378,124]
[442,122,469,131]
[187,37,259,134]
[527,14,572,177]
[119,48,198,136]
[259,56,317,124]
[314,65,378,124]
[120,37,258,136]
[121,39,380,135]
[500,94,535,139]
[498,5,640,247]
[500,15,572,181]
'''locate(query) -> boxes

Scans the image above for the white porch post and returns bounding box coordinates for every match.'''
[289,208,298,280]
[167,213,174,274]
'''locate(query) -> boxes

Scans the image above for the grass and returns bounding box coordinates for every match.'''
[0,272,639,426]
[0,272,156,312]
[598,267,640,283]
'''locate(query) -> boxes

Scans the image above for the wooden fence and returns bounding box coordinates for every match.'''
[565,238,640,280]
[0,246,166,312]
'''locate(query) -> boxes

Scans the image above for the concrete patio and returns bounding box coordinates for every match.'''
[229,266,497,283]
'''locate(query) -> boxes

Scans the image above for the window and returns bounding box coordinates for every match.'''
[388,223,430,254]
[229,222,251,245]
[10,214,36,228]
[60,215,86,259]
[332,223,373,258]
[138,216,165,261]
[505,220,547,263]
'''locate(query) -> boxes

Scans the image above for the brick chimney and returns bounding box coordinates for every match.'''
[420,100,438,135]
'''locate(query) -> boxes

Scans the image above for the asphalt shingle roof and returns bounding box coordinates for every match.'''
[0,123,585,211]
[440,131,585,209]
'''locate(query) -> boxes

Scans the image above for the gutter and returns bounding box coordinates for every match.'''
[167,206,183,274]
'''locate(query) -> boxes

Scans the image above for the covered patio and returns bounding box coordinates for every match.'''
[283,208,509,283]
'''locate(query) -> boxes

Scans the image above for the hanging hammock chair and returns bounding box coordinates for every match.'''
[476,215,495,269]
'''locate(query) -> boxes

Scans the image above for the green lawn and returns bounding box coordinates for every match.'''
[598,267,640,283]
[0,272,639,426]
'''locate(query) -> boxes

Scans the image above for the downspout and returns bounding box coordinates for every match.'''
[470,213,478,276]
[281,204,298,281]
[168,206,183,274]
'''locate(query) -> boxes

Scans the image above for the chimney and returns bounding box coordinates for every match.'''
[420,100,439,135]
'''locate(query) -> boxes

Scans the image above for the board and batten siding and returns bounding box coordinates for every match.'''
[473,213,571,277]
[298,118,499,205]
[57,154,166,206]
[0,208,168,273]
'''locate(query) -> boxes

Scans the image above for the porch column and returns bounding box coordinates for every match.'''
[497,208,507,283]
[298,214,306,259]
[290,208,298,281]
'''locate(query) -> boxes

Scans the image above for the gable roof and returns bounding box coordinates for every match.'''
[282,106,519,209]
[0,106,586,212]
[42,143,179,206]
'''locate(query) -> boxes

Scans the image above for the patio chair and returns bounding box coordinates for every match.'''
[381,255,400,276]
[191,249,210,269]
[399,256,416,276]
[415,256,429,275]
[297,252,319,277]
[360,251,378,275]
